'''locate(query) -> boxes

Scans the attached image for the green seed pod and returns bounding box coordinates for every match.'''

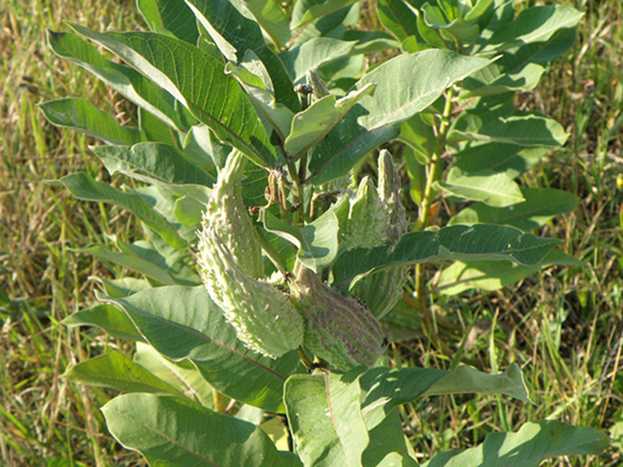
[291,266,386,371]
[206,150,263,279]
[351,150,408,319]
[196,226,304,358]
[339,176,389,251]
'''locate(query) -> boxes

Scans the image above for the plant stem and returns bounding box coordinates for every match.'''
[414,87,456,356]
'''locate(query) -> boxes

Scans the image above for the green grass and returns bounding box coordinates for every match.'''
[1,0,622,465]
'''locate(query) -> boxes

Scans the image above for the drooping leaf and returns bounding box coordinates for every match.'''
[436,172,525,207]
[138,106,183,146]
[284,369,369,467]
[449,188,579,231]
[185,0,299,113]
[69,24,278,167]
[481,5,583,53]
[97,277,152,299]
[449,144,546,180]
[331,224,561,292]
[46,30,194,133]
[137,0,199,44]
[308,50,494,184]
[134,342,215,407]
[377,0,422,43]
[435,249,586,295]
[103,394,303,466]
[243,0,291,49]
[100,286,304,412]
[63,352,184,396]
[284,84,376,159]
[39,98,141,145]
[291,0,357,29]
[461,62,546,97]
[91,142,215,187]
[362,403,419,467]
[422,421,608,467]
[52,173,187,249]
[340,30,400,55]
[360,363,530,416]
[448,112,569,147]
[279,37,356,85]
[62,304,144,342]
[78,245,177,286]
[261,210,339,272]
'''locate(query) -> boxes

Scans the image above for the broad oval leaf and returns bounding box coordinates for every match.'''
[69,24,278,167]
[100,285,304,412]
[308,49,494,184]
[449,144,546,180]
[137,0,199,44]
[52,173,187,249]
[331,224,561,291]
[422,421,608,467]
[63,352,184,396]
[62,304,144,342]
[92,142,215,187]
[291,0,357,29]
[39,98,141,145]
[46,30,195,133]
[185,0,299,113]
[103,393,303,466]
[449,187,579,231]
[436,172,524,207]
[481,5,583,53]
[284,370,369,467]
[435,249,586,295]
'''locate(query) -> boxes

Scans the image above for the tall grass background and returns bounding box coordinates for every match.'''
[0,0,621,465]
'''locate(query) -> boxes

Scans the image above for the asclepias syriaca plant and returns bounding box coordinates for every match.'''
[41,0,608,465]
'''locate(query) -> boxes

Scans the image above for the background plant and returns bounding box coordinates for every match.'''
[0,0,620,466]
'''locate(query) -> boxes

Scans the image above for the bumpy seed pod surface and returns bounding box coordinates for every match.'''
[338,176,389,252]
[291,266,386,371]
[196,226,304,358]
[206,150,263,279]
[351,150,408,319]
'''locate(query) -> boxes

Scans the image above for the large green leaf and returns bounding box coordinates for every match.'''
[361,363,530,416]
[435,249,586,295]
[307,50,494,184]
[46,30,194,133]
[291,0,357,29]
[279,37,356,85]
[331,224,560,292]
[261,210,339,272]
[79,244,177,285]
[461,62,546,97]
[137,0,199,44]
[185,0,299,113]
[101,285,304,412]
[362,402,418,467]
[284,370,369,467]
[92,142,215,187]
[448,112,569,147]
[62,304,144,342]
[63,352,184,396]
[243,0,291,49]
[481,5,583,53]
[377,0,423,43]
[422,421,607,467]
[52,173,187,249]
[39,98,141,145]
[134,342,215,407]
[285,84,376,159]
[436,172,524,207]
[69,24,278,167]
[449,144,546,180]
[449,188,579,231]
[103,394,303,466]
